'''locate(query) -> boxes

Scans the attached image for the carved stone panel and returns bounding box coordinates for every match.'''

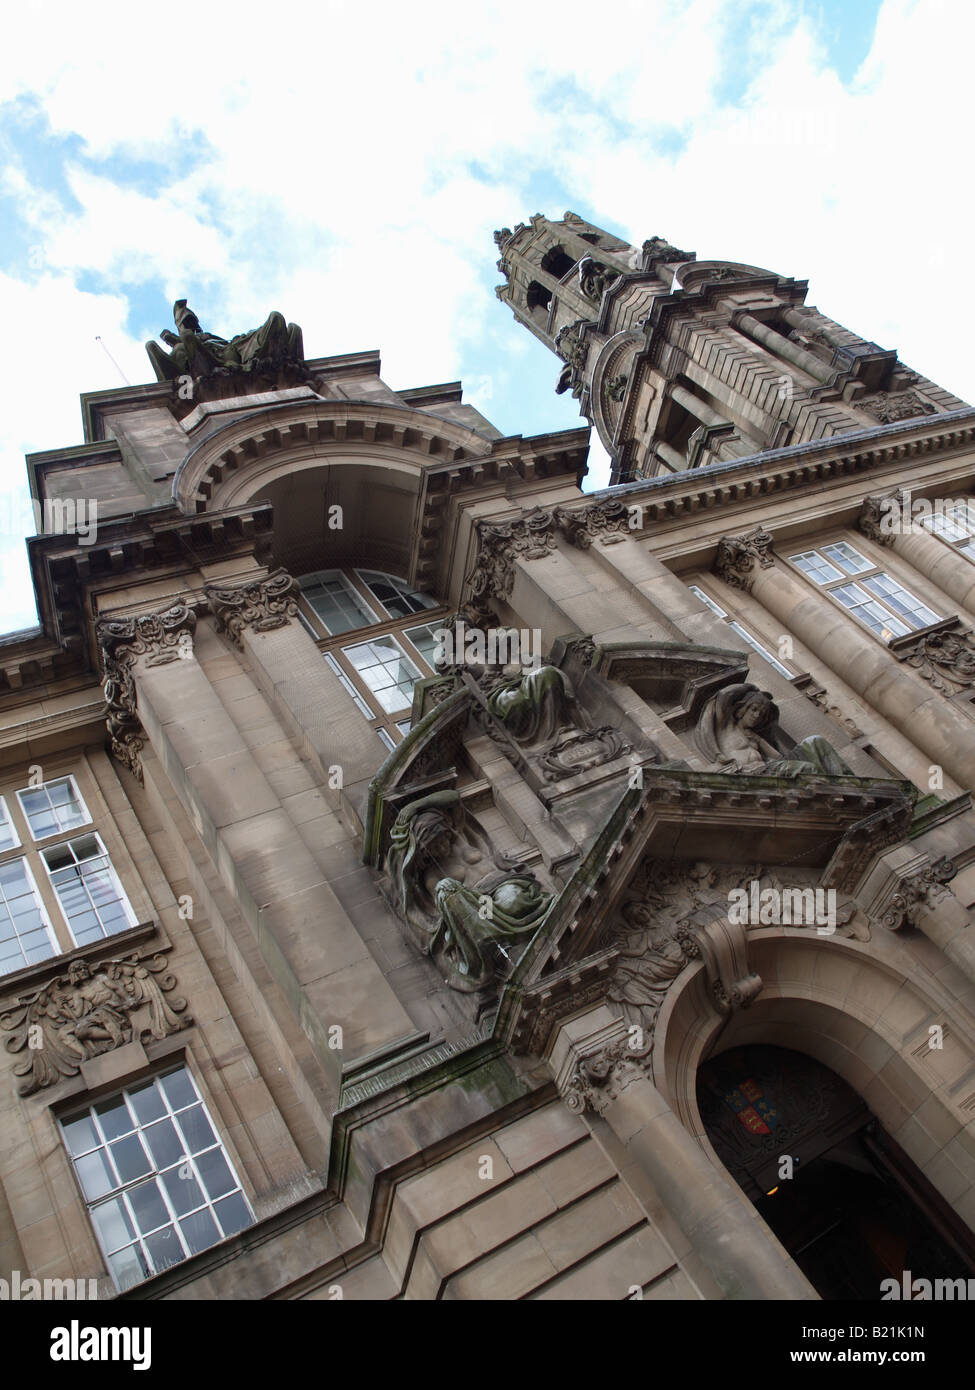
[1,952,191,1096]
[205,569,300,649]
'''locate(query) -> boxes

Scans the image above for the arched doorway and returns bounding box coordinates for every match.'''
[697,1044,975,1300]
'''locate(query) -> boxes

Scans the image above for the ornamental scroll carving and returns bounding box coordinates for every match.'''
[97,604,197,783]
[1,953,191,1096]
[895,626,975,693]
[553,498,632,549]
[858,493,899,548]
[880,857,957,931]
[205,569,300,649]
[713,530,775,592]
[464,508,557,620]
[563,1034,652,1116]
[857,389,936,424]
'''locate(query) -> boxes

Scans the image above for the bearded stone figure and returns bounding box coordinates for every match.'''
[696,683,852,778]
[384,790,552,993]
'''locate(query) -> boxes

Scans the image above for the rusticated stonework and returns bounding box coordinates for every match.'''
[97,604,197,782]
[1,952,191,1096]
[713,530,776,592]
[205,568,300,649]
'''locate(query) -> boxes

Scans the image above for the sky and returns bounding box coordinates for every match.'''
[0,0,970,637]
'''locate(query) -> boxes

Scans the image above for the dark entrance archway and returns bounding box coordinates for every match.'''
[697,1044,975,1300]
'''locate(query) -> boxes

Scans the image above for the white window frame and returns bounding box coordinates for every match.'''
[688,585,793,677]
[41,830,139,946]
[298,569,381,637]
[341,633,423,716]
[921,500,975,563]
[0,854,59,975]
[0,795,20,853]
[355,569,439,620]
[16,775,91,844]
[61,1067,254,1291]
[787,542,940,642]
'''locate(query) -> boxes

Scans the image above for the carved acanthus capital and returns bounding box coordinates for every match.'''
[554,498,632,549]
[563,1034,653,1116]
[97,604,197,782]
[1,951,192,1096]
[713,530,775,592]
[205,569,300,650]
[880,857,957,931]
[465,508,557,615]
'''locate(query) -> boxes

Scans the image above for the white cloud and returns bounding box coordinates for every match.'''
[1,0,973,635]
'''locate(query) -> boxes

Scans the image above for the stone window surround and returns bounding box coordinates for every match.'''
[784,532,943,645]
[296,567,450,747]
[0,763,141,976]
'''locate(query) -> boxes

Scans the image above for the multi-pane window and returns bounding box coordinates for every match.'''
[0,857,57,973]
[62,1067,253,1291]
[0,775,138,979]
[0,797,19,853]
[921,501,975,562]
[297,568,447,748]
[789,543,939,641]
[42,833,138,946]
[300,570,377,635]
[688,586,793,677]
[17,776,89,840]
[343,636,422,714]
[359,570,438,619]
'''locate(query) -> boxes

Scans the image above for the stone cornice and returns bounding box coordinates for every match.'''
[592,406,975,530]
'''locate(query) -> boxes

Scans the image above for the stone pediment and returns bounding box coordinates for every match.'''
[496,764,914,1056]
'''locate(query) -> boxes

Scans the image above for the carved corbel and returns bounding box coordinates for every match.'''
[713,530,775,592]
[880,857,957,931]
[97,604,197,782]
[858,493,899,548]
[682,902,763,1014]
[204,568,299,649]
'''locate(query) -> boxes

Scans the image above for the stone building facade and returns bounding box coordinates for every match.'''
[3,214,975,1301]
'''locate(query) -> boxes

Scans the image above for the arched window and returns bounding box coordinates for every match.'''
[540,246,575,280]
[525,281,552,322]
[297,569,446,750]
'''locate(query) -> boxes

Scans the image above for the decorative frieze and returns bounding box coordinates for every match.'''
[880,857,957,931]
[97,604,197,782]
[205,568,300,649]
[713,530,776,592]
[1,952,191,1096]
[857,389,936,424]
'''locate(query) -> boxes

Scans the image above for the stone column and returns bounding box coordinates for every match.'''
[860,495,975,620]
[734,312,834,385]
[549,1008,818,1300]
[97,599,416,1083]
[203,568,385,829]
[713,531,975,791]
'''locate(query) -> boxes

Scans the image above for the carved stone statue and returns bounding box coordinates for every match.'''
[696,683,852,777]
[482,663,580,747]
[607,896,693,1032]
[146,300,305,383]
[578,257,619,302]
[384,790,552,992]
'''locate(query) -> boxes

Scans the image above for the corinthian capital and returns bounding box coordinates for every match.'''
[204,569,300,649]
[562,1034,652,1116]
[96,604,197,783]
[880,857,957,931]
[713,530,775,592]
